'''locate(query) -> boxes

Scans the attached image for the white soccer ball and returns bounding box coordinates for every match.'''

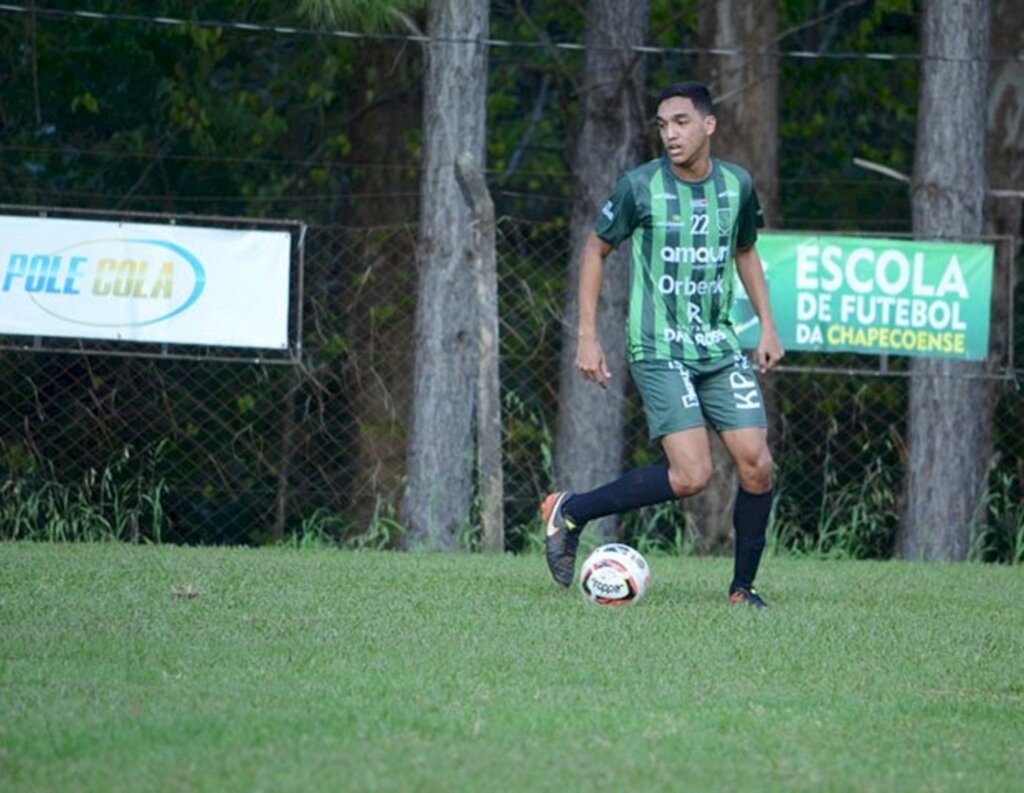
[579,543,651,606]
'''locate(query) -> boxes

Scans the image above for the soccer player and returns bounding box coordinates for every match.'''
[542,81,783,608]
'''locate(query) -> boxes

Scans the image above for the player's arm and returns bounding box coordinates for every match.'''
[576,232,614,388]
[735,244,784,372]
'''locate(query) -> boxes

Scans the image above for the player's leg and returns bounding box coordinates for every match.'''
[660,426,713,496]
[720,427,773,492]
[719,427,773,606]
[542,427,711,588]
[699,355,772,607]
[541,359,709,587]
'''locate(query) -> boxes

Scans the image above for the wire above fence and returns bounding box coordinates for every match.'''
[3,3,1022,63]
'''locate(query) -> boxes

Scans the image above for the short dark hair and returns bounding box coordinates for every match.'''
[656,81,714,117]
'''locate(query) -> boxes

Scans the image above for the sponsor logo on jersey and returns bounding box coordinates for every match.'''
[660,245,730,265]
[657,273,726,297]
[664,326,728,347]
[602,201,615,221]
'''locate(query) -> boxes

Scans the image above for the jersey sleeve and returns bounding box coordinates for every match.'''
[736,182,765,249]
[593,175,638,247]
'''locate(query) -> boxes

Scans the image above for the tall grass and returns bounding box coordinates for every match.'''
[292,496,407,550]
[773,452,900,560]
[969,456,1024,564]
[294,447,1021,563]
[3,424,1020,567]
[0,442,168,542]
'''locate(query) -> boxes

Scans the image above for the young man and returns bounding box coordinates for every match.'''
[541,81,783,608]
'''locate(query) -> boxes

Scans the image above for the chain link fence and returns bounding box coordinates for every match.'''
[1,214,1021,560]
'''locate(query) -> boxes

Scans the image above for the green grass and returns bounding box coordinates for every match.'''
[1,544,1022,792]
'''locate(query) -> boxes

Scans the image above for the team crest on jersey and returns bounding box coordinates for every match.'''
[716,209,732,234]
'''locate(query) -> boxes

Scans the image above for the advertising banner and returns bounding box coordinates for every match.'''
[733,233,994,360]
[0,215,291,348]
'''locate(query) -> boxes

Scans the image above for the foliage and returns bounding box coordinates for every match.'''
[621,500,699,558]
[969,455,1024,564]
[770,374,904,559]
[0,0,399,223]
[777,0,919,231]
[291,496,407,549]
[486,1,584,219]
[0,442,169,542]
[299,0,426,33]
[494,217,566,551]
[0,0,940,227]
[773,444,901,560]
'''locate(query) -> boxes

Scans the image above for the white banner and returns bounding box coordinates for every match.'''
[0,215,291,348]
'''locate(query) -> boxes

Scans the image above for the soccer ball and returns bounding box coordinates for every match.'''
[579,543,651,606]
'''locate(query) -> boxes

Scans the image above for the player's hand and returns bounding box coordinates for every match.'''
[576,336,611,389]
[755,324,784,372]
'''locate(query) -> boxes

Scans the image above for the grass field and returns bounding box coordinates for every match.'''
[1,543,1022,792]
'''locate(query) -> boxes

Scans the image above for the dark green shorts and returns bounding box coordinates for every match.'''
[629,355,767,439]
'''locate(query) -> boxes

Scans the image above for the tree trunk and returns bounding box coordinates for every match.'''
[692,0,779,553]
[403,0,489,550]
[698,0,780,224]
[898,0,991,561]
[455,153,504,554]
[986,0,1023,374]
[345,42,420,533]
[554,0,649,541]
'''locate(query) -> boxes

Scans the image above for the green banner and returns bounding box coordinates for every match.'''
[733,233,994,360]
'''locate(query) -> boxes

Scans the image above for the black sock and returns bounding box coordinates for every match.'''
[731,487,772,592]
[562,464,676,525]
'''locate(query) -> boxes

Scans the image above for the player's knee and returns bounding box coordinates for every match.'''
[738,446,774,492]
[668,460,712,497]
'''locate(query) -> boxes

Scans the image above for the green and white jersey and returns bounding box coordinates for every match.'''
[594,156,763,368]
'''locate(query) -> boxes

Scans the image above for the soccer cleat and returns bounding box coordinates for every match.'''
[729,586,768,609]
[540,491,581,588]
